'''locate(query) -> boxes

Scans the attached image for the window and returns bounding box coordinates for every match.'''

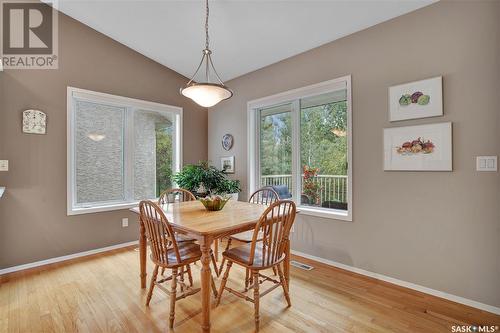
[248,76,352,220]
[67,87,182,215]
[259,103,294,196]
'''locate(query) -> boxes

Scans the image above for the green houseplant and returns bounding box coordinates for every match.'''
[173,161,241,197]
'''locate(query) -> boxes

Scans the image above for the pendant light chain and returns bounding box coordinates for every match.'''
[205,0,210,82]
[205,0,210,50]
[185,0,226,85]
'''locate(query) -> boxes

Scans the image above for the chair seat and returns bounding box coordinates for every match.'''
[229,230,262,243]
[152,242,202,268]
[222,242,285,269]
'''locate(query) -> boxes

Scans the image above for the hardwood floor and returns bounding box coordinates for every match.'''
[1,246,498,333]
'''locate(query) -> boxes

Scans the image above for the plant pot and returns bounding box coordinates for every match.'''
[229,192,239,201]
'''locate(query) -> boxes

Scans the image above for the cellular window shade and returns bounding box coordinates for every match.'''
[300,89,347,109]
[74,100,125,205]
[260,103,293,117]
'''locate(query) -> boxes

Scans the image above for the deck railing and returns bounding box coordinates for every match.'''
[260,174,348,203]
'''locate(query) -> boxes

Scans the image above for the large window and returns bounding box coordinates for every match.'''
[248,76,352,220]
[67,87,182,215]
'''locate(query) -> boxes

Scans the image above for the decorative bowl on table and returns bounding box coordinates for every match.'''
[199,195,230,211]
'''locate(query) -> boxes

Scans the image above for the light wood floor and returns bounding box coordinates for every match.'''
[1,246,499,333]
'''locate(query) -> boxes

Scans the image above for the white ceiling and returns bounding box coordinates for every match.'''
[55,0,436,82]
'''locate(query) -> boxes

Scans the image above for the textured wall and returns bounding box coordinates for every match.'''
[0,8,207,268]
[208,2,500,307]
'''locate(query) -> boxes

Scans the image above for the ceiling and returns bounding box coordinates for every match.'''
[54,0,436,82]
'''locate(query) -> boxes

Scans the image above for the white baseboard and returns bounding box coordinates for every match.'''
[0,240,139,276]
[291,250,500,316]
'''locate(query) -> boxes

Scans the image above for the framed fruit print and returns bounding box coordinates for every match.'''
[389,76,443,122]
[384,122,452,171]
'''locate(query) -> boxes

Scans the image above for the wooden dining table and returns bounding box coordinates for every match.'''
[130,199,292,333]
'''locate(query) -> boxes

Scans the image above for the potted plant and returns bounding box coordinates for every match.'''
[173,161,241,200]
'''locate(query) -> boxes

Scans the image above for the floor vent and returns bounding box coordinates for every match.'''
[290,260,314,271]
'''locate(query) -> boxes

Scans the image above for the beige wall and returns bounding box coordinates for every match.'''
[0,10,207,268]
[209,1,500,307]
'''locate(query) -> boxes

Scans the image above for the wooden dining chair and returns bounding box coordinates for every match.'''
[219,187,279,288]
[157,188,220,277]
[140,200,218,328]
[158,188,197,277]
[215,200,297,331]
[158,188,197,205]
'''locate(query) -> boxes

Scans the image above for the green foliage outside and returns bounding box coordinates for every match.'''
[260,112,292,175]
[300,101,348,176]
[260,100,348,176]
[155,122,173,197]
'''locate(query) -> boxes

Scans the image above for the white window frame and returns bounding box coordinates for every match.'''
[67,87,183,215]
[247,75,353,221]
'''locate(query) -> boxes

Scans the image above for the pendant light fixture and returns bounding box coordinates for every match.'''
[180,0,233,108]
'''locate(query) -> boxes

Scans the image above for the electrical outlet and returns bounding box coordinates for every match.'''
[0,160,8,171]
[122,218,129,227]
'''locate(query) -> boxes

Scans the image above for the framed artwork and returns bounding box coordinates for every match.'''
[22,109,47,134]
[389,76,442,122]
[222,133,234,151]
[384,122,452,171]
[221,156,235,173]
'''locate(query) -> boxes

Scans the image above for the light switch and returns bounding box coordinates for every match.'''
[487,159,495,169]
[476,156,497,171]
[0,160,8,171]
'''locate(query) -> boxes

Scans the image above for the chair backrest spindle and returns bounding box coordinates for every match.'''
[158,188,196,205]
[248,187,279,206]
[248,200,296,267]
[139,200,182,265]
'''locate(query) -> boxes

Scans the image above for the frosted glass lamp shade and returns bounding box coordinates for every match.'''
[180,83,233,108]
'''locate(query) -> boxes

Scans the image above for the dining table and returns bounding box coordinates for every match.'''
[130,199,292,333]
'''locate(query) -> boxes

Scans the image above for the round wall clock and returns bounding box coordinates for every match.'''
[22,109,47,135]
[222,134,234,151]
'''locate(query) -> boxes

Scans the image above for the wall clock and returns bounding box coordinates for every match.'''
[22,109,47,134]
[222,133,233,151]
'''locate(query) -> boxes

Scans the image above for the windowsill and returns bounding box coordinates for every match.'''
[68,200,352,221]
[297,205,352,221]
[68,201,141,216]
